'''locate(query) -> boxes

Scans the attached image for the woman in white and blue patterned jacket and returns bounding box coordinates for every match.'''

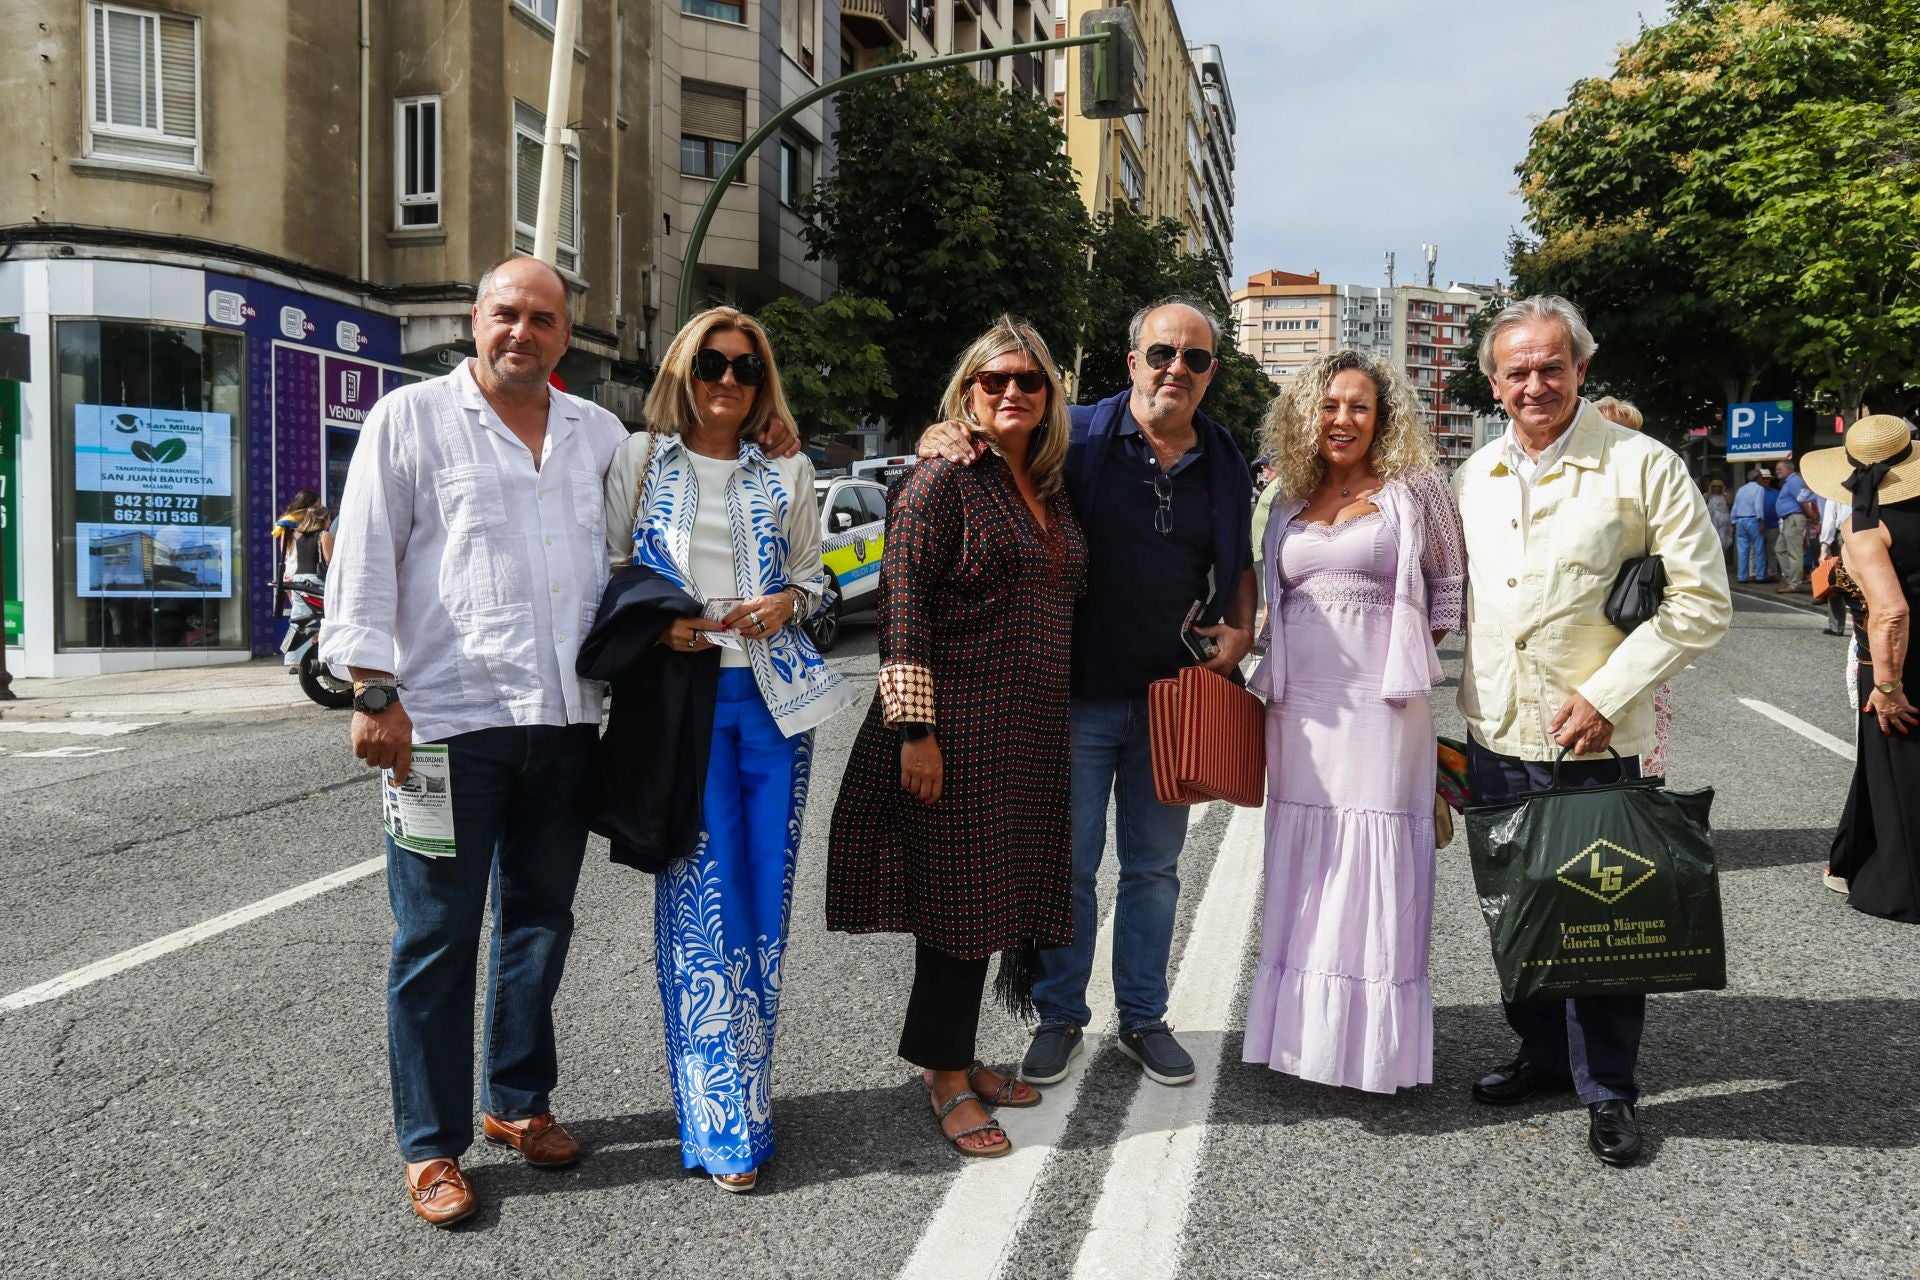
[601,306,857,1193]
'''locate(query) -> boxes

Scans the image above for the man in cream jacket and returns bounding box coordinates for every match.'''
[1452,295,1731,1168]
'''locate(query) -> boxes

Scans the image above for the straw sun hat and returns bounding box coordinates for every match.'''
[1802,414,1920,525]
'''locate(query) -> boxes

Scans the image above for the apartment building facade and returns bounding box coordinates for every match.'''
[0,0,654,675]
[1054,0,1234,284]
[1232,269,1497,467]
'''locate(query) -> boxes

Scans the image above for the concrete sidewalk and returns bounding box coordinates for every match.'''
[0,658,325,721]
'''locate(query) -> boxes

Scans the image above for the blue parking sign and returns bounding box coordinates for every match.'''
[1727,400,1794,460]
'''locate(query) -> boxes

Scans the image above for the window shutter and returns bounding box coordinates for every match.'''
[106,9,150,129]
[514,103,543,235]
[558,149,580,270]
[681,84,744,142]
[91,10,109,122]
[158,15,195,139]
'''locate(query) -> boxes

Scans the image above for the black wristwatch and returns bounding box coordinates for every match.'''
[353,680,402,714]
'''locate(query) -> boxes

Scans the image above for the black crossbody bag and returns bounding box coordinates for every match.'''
[1603,554,1667,633]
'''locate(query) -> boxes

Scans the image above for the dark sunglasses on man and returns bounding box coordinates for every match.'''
[693,347,767,387]
[972,369,1050,396]
[1139,344,1215,375]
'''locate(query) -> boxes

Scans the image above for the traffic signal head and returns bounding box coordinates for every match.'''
[1079,7,1139,121]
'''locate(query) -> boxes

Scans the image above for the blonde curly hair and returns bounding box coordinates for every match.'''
[1261,348,1436,501]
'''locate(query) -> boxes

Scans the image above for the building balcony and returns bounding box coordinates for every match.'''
[844,0,909,46]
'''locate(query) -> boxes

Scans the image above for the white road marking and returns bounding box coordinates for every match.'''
[1740,697,1851,760]
[0,856,385,1014]
[896,804,1214,1280]
[1070,801,1265,1280]
[0,720,156,737]
[14,745,129,759]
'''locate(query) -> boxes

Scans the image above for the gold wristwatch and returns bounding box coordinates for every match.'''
[1876,679,1901,695]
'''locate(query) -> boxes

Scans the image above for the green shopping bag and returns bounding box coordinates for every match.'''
[1465,751,1726,1002]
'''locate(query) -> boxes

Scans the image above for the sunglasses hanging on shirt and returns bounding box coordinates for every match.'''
[1140,344,1215,374]
[693,348,768,387]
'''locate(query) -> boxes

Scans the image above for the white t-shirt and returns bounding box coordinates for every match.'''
[686,449,750,668]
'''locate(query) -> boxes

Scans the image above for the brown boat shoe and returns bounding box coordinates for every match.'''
[406,1159,478,1228]
[481,1111,583,1167]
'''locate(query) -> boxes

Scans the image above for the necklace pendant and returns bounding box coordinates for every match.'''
[1340,487,1350,497]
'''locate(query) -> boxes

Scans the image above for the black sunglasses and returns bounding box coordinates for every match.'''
[1140,344,1215,374]
[972,369,1050,396]
[693,348,767,387]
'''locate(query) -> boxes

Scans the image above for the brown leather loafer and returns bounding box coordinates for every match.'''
[482,1112,582,1168]
[407,1159,478,1228]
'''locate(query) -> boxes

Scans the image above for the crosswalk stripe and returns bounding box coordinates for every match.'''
[896,804,1215,1280]
[1070,801,1265,1280]
[0,720,156,737]
[1739,697,1851,759]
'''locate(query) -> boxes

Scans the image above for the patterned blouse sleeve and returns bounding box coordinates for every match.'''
[876,460,963,725]
[1410,466,1466,632]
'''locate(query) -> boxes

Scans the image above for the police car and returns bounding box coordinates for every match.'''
[809,473,891,652]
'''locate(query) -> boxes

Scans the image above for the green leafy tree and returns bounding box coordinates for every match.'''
[1075,202,1274,455]
[755,294,896,440]
[1505,0,1920,436]
[800,67,1091,437]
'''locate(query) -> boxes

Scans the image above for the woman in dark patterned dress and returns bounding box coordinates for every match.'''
[828,317,1087,1158]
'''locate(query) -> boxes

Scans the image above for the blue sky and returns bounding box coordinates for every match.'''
[1175,0,1671,290]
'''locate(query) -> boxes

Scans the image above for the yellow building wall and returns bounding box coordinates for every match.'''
[1061,0,1200,245]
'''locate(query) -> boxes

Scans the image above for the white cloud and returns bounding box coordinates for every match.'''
[1175,0,1670,289]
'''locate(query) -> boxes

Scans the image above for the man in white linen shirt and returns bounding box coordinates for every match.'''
[1451,295,1731,1170]
[320,257,625,1227]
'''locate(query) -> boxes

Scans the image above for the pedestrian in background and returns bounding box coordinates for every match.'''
[1242,347,1464,1093]
[270,488,320,617]
[1452,295,1731,1167]
[917,298,1256,1091]
[1820,494,1853,638]
[1592,397,1674,777]
[1808,416,1920,924]
[320,257,627,1226]
[829,318,1087,1157]
[1774,459,1817,593]
[611,306,855,1193]
[1704,479,1733,561]
[1731,468,1771,583]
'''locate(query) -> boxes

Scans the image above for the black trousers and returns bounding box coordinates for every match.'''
[899,941,989,1072]
[1465,737,1646,1106]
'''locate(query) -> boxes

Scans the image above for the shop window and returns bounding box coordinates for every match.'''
[512,101,581,273]
[86,2,200,171]
[54,321,247,652]
[395,96,442,229]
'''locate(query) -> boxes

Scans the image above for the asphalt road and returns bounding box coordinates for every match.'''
[2,593,1916,1280]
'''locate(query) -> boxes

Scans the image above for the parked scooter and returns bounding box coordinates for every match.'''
[281,578,354,709]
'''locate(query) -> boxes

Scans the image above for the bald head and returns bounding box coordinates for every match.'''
[476,256,569,308]
[471,257,571,398]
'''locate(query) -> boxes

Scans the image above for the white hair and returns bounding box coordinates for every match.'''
[1477,294,1599,378]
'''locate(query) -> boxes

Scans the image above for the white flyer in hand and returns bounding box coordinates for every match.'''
[384,745,456,858]
[700,596,745,651]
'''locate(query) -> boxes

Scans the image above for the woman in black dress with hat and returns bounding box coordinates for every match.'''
[827,317,1087,1157]
[1809,414,1920,923]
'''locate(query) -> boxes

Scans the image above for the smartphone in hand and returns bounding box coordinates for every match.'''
[1180,600,1219,663]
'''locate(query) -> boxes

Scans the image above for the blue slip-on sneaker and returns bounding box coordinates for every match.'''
[1117,1021,1195,1085]
[1019,1023,1085,1085]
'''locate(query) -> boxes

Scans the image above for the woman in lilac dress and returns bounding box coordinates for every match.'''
[1244,348,1465,1093]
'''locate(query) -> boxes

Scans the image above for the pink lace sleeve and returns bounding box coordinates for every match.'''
[1408,466,1466,632]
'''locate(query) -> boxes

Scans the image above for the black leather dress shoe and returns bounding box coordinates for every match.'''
[1471,1057,1574,1105]
[1588,1100,1645,1167]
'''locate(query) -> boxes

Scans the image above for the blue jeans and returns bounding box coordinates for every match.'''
[1465,737,1645,1106]
[386,722,596,1161]
[1733,518,1766,582]
[1033,696,1191,1032]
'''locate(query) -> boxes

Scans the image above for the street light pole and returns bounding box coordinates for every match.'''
[532,0,582,266]
[674,26,1125,326]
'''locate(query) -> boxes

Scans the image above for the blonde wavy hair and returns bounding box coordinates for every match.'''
[937,316,1071,499]
[1261,348,1436,500]
[644,305,795,442]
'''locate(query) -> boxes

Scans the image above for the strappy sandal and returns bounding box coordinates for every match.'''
[712,1170,758,1194]
[931,1087,1012,1158]
[967,1061,1041,1109]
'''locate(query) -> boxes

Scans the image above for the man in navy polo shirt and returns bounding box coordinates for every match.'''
[921,298,1256,1087]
